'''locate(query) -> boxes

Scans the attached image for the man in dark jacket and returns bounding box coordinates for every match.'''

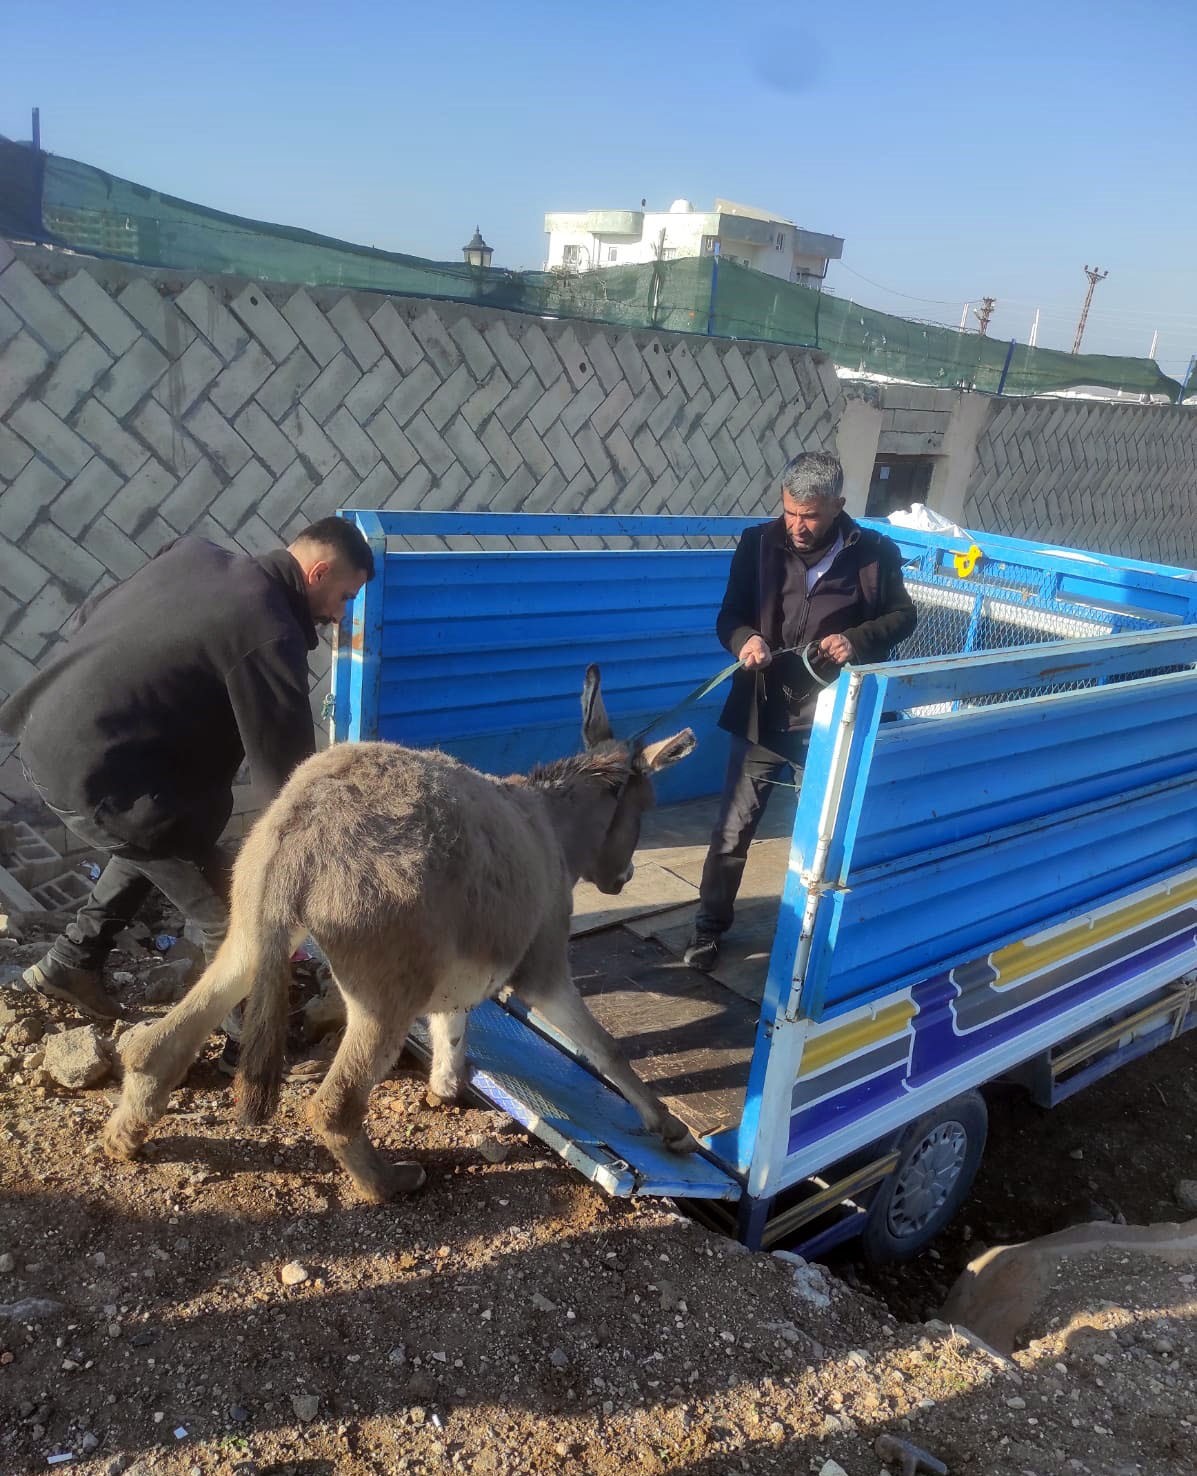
[684,451,916,971]
[0,517,374,1019]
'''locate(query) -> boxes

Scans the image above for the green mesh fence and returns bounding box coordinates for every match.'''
[0,139,1182,402]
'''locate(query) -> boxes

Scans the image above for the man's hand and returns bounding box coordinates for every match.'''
[819,634,855,666]
[738,634,772,670]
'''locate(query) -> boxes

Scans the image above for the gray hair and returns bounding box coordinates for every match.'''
[780,451,844,504]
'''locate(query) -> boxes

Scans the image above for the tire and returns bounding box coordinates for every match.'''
[859,1090,988,1265]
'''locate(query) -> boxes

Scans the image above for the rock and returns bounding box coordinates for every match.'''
[279,1261,310,1286]
[874,1432,949,1475]
[104,1457,129,1476]
[110,971,135,988]
[531,1292,557,1313]
[473,1135,510,1164]
[291,1393,319,1422]
[230,1404,250,1423]
[548,1347,570,1369]
[0,1252,14,1273]
[7,1016,45,1048]
[387,1345,407,1367]
[818,1461,849,1476]
[43,1025,113,1089]
[113,923,151,953]
[141,960,195,1004]
[0,1296,65,1321]
[1175,1180,1197,1212]
[0,967,25,995]
[79,1432,100,1453]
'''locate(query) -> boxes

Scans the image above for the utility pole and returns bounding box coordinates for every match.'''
[973,296,996,336]
[1028,308,1040,348]
[1071,264,1107,354]
[31,106,40,151]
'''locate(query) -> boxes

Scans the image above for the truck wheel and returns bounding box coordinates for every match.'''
[860,1091,988,1265]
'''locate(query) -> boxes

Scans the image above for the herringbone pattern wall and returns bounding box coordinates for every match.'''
[0,240,842,899]
[965,398,1197,566]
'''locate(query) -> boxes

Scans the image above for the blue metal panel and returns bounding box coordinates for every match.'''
[336,511,387,744]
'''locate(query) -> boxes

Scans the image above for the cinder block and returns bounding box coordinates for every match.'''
[277,406,340,477]
[324,406,381,478]
[71,400,149,478]
[41,333,113,418]
[58,270,142,355]
[208,341,275,418]
[234,401,297,476]
[95,337,170,418]
[344,356,401,423]
[365,408,418,478]
[423,364,475,432]
[493,369,544,434]
[49,456,122,538]
[8,399,92,478]
[442,416,491,478]
[106,458,177,535]
[406,411,454,476]
[84,515,147,581]
[183,399,253,475]
[582,331,622,395]
[327,297,383,371]
[459,367,512,432]
[161,457,223,534]
[117,278,197,355]
[0,331,51,417]
[449,316,497,381]
[230,284,299,362]
[282,289,343,366]
[254,346,319,419]
[0,457,65,539]
[158,337,223,416]
[257,458,316,531]
[175,280,249,361]
[521,322,565,390]
[129,397,201,474]
[0,260,83,353]
[0,421,33,480]
[300,351,362,425]
[369,301,424,373]
[385,361,440,427]
[210,458,273,533]
[26,519,106,597]
[6,579,77,657]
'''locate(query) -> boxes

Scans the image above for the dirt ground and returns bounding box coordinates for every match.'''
[2,907,1196,1476]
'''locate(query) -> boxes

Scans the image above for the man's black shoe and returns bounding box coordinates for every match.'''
[683,932,721,972]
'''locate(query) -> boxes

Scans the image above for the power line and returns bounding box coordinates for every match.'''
[1072,265,1109,354]
[833,261,980,308]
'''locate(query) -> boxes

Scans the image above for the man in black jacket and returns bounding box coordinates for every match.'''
[684,451,916,971]
[0,517,374,1019]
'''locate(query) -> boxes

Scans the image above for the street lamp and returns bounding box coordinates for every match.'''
[462,226,493,270]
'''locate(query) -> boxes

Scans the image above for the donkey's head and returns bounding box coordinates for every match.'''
[574,664,696,894]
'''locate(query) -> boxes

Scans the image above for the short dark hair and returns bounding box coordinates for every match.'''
[780,451,844,504]
[292,517,376,580]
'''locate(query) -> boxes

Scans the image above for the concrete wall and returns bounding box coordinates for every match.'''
[0,238,843,903]
[837,380,1197,565]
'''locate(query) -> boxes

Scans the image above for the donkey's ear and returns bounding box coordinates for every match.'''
[581,664,614,749]
[640,728,697,772]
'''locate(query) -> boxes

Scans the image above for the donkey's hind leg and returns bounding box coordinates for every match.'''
[425,1008,469,1107]
[104,934,262,1160]
[306,973,425,1204]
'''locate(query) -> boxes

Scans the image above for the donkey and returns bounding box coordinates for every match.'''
[103,666,698,1202]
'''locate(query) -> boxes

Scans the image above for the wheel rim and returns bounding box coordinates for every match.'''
[887,1120,969,1238]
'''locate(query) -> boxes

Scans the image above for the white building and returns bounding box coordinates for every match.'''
[543,197,843,285]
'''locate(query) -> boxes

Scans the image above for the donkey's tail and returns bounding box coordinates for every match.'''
[231,817,305,1126]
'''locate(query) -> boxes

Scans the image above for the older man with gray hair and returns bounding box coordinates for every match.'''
[684,451,917,971]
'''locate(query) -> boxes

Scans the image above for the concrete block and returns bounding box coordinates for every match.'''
[481,319,532,385]
[234,401,297,476]
[106,457,177,535]
[324,406,381,477]
[158,337,224,416]
[343,356,401,423]
[50,456,122,537]
[326,297,383,371]
[611,333,650,394]
[210,457,273,533]
[277,406,340,477]
[479,415,522,478]
[230,284,299,362]
[542,421,585,479]
[410,307,461,379]
[558,373,606,436]
[41,333,113,418]
[696,339,731,398]
[668,342,705,398]
[57,271,141,356]
[6,578,77,657]
[0,639,37,698]
[365,408,418,477]
[493,369,544,434]
[84,515,147,581]
[632,425,668,480]
[0,260,83,353]
[437,416,489,480]
[183,399,253,475]
[233,511,282,558]
[0,331,51,417]
[382,463,433,513]
[208,341,275,418]
[257,458,316,531]
[553,327,595,393]
[0,457,64,539]
[0,420,34,480]
[134,513,180,558]
[26,518,106,597]
[129,397,201,474]
[70,400,149,478]
[300,461,362,523]
[357,458,403,507]
[282,289,343,366]
[0,295,19,346]
[95,337,170,418]
[385,361,440,427]
[175,280,249,361]
[300,351,362,425]
[424,364,475,432]
[419,461,471,514]
[161,457,223,534]
[449,316,497,382]
[459,367,512,432]
[117,278,196,355]
[511,419,553,479]
[405,411,454,477]
[8,399,92,478]
[646,384,686,441]
[589,381,634,440]
[255,346,319,420]
[526,374,572,435]
[726,388,763,440]
[369,301,423,373]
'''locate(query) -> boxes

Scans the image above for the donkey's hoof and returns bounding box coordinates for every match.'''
[661,1115,699,1155]
[358,1160,427,1204]
[103,1110,150,1161]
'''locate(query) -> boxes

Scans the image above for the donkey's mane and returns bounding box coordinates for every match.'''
[528,742,632,793]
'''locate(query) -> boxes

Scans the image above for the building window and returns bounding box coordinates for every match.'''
[661,247,679,260]
[562,244,583,269]
[776,232,785,251]
[701,235,717,255]
[607,246,617,263]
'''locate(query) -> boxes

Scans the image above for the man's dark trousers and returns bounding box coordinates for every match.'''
[695,733,809,938]
[25,768,230,971]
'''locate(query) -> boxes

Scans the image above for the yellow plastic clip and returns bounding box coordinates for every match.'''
[953,543,983,579]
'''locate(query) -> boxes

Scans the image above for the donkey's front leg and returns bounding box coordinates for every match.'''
[425,1008,469,1108]
[516,965,698,1154]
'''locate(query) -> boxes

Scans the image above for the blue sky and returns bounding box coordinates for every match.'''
[5,0,1196,375]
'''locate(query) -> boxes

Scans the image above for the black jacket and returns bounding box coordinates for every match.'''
[0,538,319,854]
[716,514,917,743]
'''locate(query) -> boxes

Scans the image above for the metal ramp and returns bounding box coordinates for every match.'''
[410,1001,742,1201]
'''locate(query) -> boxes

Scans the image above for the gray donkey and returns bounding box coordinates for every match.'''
[104,666,698,1202]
